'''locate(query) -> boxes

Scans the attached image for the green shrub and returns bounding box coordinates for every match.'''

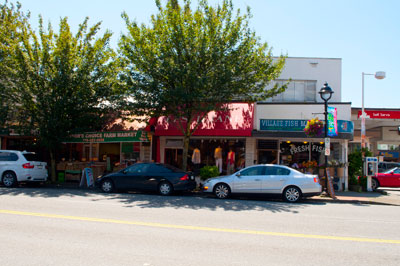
[349,175,358,186]
[358,176,367,190]
[348,148,373,179]
[199,165,219,181]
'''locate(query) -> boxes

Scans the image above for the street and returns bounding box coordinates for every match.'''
[0,187,399,266]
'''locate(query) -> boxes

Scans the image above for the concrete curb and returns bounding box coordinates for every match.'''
[308,196,400,206]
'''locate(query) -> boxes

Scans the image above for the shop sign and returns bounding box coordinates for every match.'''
[357,110,400,119]
[327,107,338,137]
[285,144,325,155]
[378,151,399,159]
[260,120,307,131]
[260,119,353,134]
[63,131,150,143]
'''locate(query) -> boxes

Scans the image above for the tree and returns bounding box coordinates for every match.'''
[9,13,122,181]
[348,148,373,179]
[0,1,30,128]
[119,0,287,170]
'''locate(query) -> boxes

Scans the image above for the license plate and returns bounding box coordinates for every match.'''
[37,165,43,169]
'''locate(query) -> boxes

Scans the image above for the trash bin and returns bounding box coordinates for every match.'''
[57,171,65,183]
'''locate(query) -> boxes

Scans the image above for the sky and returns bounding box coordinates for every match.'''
[8,0,400,108]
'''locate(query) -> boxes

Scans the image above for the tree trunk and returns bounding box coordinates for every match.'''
[49,150,57,182]
[182,134,190,171]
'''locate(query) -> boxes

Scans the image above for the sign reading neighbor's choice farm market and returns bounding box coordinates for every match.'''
[63,131,149,143]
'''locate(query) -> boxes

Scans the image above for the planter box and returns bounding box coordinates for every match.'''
[349,184,362,193]
[337,167,345,178]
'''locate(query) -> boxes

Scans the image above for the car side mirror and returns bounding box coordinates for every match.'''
[235,172,241,177]
[122,169,127,174]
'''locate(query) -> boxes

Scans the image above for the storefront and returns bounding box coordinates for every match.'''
[351,108,400,162]
[253,103,354,191]
[154,103,253,175]
[59,130,151,181]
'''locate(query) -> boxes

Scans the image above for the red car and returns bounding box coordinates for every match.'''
[372,167,400,190]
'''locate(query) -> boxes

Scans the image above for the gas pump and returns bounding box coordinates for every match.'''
[364,157,378,191]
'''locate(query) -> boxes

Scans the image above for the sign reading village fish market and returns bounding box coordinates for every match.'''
[260,120,308,131]
[260,119,353,134]
[63,131,149,143]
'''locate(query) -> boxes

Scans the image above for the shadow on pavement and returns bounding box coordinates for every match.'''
[0,185,328,213]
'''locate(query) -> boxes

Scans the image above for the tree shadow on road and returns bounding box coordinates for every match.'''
[0,186,330,213]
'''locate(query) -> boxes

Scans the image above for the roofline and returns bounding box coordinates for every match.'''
[257,102,352,105]
[273,56,342,60]
[352,107,400,111]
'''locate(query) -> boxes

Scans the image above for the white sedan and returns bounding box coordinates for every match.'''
[202,164,322,202]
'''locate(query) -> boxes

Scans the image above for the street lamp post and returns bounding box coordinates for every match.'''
[319,83,334,192]
[361,71,385,179]
[361,71,386,149]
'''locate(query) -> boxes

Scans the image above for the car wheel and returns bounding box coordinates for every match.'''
[283,186,302,203]
[371,178,379,190]
[214,183,230,199]
[158,181,173,196]
[2,171,17,188]
[101,179,114,193]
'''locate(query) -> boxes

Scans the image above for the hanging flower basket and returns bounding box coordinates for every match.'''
[304,118,323,137]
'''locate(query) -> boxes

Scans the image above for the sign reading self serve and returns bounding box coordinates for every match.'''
[260,119,353,134]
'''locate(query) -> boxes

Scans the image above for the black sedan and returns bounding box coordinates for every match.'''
[96,162,196,195]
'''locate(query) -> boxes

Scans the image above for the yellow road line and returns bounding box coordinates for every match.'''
[1,209,399,244]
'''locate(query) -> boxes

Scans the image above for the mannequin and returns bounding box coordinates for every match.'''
[227,148,235,175]
[214,146,223,173]
[192,148,201,173]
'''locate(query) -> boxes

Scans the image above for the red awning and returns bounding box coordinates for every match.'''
[154,103,254,136]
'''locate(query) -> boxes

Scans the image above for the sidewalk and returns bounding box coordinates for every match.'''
[310,189,400,206]
[43,181,400,206]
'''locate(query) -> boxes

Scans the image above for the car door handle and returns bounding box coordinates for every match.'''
[279,179,285,181]
[255,179,261,181]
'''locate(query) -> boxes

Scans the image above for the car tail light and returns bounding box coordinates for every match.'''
[23,163,34,169]
[45,165,48,169]
[180,174,189,181]
[314,177,319,183]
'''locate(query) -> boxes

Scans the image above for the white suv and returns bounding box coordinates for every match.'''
[0,150,48,187]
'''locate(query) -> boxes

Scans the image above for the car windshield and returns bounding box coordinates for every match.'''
[22,153,42,162]
[383,167,399,174]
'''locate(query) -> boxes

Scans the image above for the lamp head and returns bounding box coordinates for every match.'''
[319,82,334,101]
[375,71,386,80]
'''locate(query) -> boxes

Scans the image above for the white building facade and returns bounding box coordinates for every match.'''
[248,57,353,191]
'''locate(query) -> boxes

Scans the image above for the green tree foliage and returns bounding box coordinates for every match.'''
[348,148,373,179]
[0,1,30,128]
[119,0,287,170]
[4,5,121,180]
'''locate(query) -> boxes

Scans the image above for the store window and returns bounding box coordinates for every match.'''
[188,139,246,174]
[121,142,140,164]
[271,80,317,102]
[280,141,325,169]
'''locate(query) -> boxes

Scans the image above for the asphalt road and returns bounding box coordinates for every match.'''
[0,187,399,266]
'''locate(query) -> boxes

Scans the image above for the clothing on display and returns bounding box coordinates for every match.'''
[191,148,201,164]
[214,146,223,173]
[227,150,235,175]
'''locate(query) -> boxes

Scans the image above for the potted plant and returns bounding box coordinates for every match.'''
[304,118,324,137]
[327,160,339,176]
[336,161,347,178]
[302,160,318,174]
